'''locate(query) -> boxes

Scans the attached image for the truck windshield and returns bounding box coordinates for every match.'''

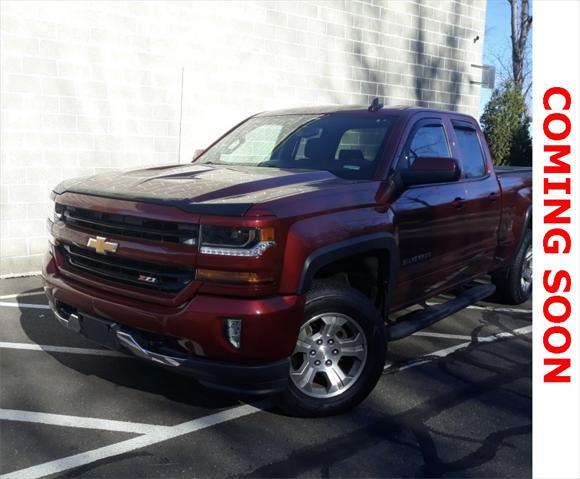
[197,114,395,179]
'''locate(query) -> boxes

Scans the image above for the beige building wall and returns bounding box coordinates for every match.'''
[0,0,486,276]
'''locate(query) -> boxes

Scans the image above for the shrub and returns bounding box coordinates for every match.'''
[480,82,532,166]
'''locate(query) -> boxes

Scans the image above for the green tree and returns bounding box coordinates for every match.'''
[480,82,531,166]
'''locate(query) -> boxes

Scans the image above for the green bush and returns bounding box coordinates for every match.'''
[480,83,532,166]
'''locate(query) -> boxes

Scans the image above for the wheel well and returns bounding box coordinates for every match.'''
[313,250,389,311]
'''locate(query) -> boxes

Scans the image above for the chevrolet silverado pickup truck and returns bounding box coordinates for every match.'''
[44,101,532,417]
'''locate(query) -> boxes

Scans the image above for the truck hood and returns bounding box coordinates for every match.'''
[53,163,358,216]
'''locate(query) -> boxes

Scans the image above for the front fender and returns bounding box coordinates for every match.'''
[297,232,399,298]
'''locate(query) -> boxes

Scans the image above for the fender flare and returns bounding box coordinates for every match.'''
[297,232,400,304]
[516,205,532,250]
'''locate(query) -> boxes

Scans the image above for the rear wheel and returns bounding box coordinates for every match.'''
[492,229,532,304]
[274,280,386,417]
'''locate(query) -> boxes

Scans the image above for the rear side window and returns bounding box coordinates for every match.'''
[398,124,450,170]
[454,126,486,178]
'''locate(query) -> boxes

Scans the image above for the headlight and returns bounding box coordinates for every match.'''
[199,226,275,257]
[49,195,63,222]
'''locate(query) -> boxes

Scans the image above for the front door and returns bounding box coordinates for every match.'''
[390,118,471,309]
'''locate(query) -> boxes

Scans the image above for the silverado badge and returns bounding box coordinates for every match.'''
[87,236,118,255]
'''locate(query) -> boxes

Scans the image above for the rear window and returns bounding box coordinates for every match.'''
[334,128,387,163]
[454,126,486,178]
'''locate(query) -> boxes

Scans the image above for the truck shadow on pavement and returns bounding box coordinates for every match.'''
[236,311,532,478]
[16,291,531,478]
[16,290,246,411]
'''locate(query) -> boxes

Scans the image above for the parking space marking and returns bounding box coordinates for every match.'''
[426,302,532,314]
[0,302,50,310]
[0,292,45,300]
[0,287,532,479]
[0,409,171,435]
[413,332,474,340]
[0,404,262,479]
[465,304,531,314]
[0,341,127,358]
[384,325,532,371]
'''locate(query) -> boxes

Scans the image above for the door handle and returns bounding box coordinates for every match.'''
[489,192,500,202]
[452,197,465,209]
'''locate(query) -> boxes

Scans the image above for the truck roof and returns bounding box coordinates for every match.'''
[257,104,478,122]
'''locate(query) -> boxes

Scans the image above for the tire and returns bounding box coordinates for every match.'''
[491,229,532,304]
[273,280,387,417]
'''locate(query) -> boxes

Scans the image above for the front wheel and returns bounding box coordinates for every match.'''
[273,280,386,417]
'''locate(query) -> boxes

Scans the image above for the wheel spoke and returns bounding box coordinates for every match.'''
[294,339,312,354]
[290,358,309,378]
[338,332,364,347]
[320,315,346,338]
[325,365,346,394]
[340,346,365,361]
[296,365,316,390]
[521,246,533,288]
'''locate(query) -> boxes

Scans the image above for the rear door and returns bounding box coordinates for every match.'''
[449,119,502,272]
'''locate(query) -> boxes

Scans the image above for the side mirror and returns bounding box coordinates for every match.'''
[192,149,205,162]
[398,157,460,188]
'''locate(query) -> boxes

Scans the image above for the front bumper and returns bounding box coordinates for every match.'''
[50,301,289,394]
[43,253,303,395]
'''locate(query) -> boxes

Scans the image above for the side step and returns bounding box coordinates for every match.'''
[385,283,496,341]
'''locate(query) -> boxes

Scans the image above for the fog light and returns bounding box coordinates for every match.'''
[224,319,242,349]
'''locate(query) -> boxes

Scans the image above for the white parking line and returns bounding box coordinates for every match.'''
[0,302,50,310]
[425,302,532,315]
[465,304,532,314]
[0,291,532,478]
[413,332,474,340]
[0,409,170,435]
[1,322,532,479]
[0,404,262,479]
[0,341,127,358]
[0,292,45,300]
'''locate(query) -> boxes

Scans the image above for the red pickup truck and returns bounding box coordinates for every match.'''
[44,102,532,416]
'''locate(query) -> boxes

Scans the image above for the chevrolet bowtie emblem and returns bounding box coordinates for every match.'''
[87,236,118,255]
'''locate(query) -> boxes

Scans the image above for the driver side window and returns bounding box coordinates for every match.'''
[398,124,450,170]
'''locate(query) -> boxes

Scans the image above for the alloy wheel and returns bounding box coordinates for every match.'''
[521,245,533,291]
[290,313,368,399]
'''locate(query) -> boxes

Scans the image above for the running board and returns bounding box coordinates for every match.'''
[385,283,496,341]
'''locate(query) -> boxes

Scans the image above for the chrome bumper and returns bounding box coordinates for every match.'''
[49,301,184,368]
[52,304,81,333]
[47,300,290,395]
[115,329,184,367]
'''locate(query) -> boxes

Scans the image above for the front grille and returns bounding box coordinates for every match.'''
[60,244,195,293]
[59,204,198,245]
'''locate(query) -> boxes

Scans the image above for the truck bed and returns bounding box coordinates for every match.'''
[495,166,532,175]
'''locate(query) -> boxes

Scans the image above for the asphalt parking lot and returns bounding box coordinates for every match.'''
[0,276,532,478]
